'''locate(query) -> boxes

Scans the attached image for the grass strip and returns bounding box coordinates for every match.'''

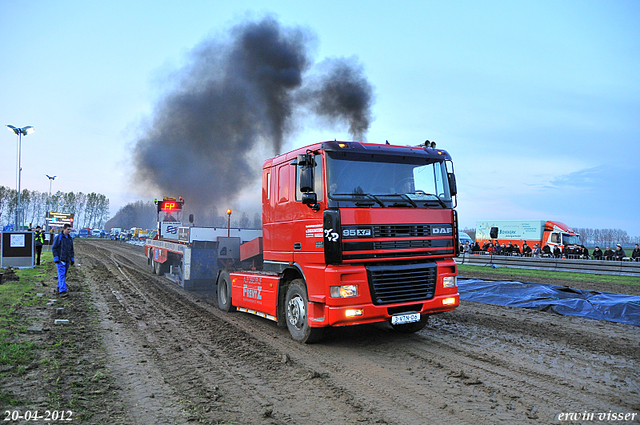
[458,264,640,286]
[0,251,53,406]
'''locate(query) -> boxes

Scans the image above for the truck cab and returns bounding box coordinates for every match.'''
[246,141,460,341]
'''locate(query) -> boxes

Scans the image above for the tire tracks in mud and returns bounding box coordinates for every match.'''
[79,241,382,424]
[77,240,640,424]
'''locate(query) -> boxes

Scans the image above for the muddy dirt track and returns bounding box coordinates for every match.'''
[69,240,640,423]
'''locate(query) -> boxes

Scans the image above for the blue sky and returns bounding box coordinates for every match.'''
[1,0,639,235]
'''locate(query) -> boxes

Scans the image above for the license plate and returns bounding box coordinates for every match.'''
[391,312,420,325]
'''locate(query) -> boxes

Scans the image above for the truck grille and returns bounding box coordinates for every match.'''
[340,223,454,262]
[373,240,432,250]
[367,263,437,305]
[373,224,431,237]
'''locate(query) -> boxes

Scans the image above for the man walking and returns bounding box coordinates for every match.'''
[51,224,75,297]
[34,226,45,265]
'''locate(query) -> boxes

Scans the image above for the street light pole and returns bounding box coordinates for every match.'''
[226,209,232,237]
[6,125,35,230]
[46,175,56,231]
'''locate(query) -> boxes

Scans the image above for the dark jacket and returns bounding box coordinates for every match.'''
[632,248,640,260]
[581,246,589,259]
[52,233,75,263]
[593,248,603,260]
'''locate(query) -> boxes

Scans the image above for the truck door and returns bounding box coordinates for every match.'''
[267,162,294,260]
[294,154,325,263]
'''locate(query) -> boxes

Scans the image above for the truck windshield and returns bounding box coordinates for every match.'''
[326,152,452,208]
[562,234,582,245]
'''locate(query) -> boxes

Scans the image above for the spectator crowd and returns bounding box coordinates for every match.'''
[461,241,640,262]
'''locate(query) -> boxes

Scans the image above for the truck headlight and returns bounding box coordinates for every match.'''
[330,285,359,298]
[442,276,457,288]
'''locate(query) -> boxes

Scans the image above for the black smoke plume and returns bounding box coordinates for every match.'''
[132,16,374,218]
[301,56,373,140]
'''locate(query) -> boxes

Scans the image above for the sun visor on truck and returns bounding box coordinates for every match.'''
[321,141,452,161]
[457,278,640,327]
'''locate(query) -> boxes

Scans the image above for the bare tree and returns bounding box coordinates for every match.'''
[0,186,16,225]
[104,201,156,230]
[462,227,476,241]
[95,194,110,228]
[239,212,250,228]
[0,187,109,230]
[252,212,262,229]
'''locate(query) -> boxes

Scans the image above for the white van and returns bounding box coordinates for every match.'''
[459,232,473,246]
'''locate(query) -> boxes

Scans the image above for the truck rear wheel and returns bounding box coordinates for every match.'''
[391,314,429,333]
[217,270,236,312]
[285,279,324,344]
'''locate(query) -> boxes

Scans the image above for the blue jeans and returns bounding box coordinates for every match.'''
[56,261,70,293]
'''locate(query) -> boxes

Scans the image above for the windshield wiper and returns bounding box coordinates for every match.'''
[417,193,447,208]
[364,194,385,207]
[398,194,417,207]
[330,192,386,207]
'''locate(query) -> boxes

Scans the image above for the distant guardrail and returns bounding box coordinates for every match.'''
[456,254,640,277]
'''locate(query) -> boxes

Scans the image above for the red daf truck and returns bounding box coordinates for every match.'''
[146,140,460,343]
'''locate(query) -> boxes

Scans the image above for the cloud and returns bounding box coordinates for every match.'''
[548,165,608,190]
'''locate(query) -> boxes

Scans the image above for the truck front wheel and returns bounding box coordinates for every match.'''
[217,270,235,312]
[285,279,324,344]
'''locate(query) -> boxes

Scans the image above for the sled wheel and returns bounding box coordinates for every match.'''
[149,253,155,273]
[154,259,165,276]
[178,259,185,286]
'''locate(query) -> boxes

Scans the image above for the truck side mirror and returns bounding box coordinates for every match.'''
[490,227,498,239]
[296,153,319,211]
[302,192,320,212]
[448,172,457,197]
[302,192,317,205]
[298,154,314,193]
[189,214,194,224]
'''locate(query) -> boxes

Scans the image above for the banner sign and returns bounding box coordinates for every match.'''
[46,212,75,228]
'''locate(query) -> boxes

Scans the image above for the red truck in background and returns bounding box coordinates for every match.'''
[475,220,582,250]
[146,140,460,343]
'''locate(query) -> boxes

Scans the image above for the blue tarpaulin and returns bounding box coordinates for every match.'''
[457,278,640,326]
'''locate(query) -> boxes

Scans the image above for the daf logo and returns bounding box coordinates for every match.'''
[432,227,452,234]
